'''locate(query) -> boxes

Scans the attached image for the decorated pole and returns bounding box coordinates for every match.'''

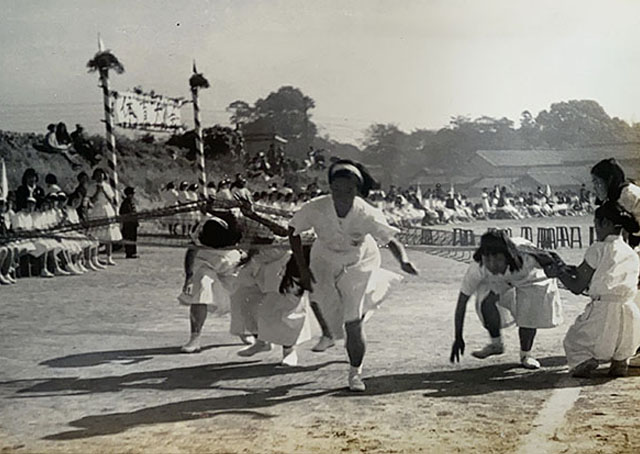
[189,61,210,200]
[87,35,125,205]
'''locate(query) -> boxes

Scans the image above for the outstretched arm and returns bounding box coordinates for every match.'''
[546,260,594,295]
[183,245,197,292]
[236,196,288,237]
[450,292,471,363]
[288,226,314,291]
[387,237,418,275]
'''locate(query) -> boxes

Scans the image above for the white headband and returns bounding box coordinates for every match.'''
[330,163,363,184]
[208,216,229,230]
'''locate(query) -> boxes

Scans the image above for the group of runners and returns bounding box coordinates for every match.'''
[178,157,640,391]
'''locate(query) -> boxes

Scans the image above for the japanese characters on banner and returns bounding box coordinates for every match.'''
[111,90,187,132]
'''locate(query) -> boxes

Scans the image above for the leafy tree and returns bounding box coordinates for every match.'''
[227,86,318,159]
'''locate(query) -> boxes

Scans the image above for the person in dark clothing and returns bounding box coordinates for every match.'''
[15,168,45,211]
[119,186,139,258]
[70,124,102,167]
[69,172,91,222]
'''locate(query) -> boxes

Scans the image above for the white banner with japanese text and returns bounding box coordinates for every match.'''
[112,90,186,132]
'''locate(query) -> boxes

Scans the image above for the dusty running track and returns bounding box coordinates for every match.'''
[1,230,639,453]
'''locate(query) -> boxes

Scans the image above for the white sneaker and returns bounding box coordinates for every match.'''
[238,334,256,345]
[180,334,201,353]
[40,270,55,278]
[106,258,117,266]
[471,343,505,359]
[348,370,366,392]
[311,336,335,352]
[237,340,271,357]
[281,347,298,367]
[521,355,541,369]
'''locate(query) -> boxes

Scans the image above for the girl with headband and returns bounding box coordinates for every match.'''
[288,159,418,392]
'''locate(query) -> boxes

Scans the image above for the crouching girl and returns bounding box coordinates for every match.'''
[450,231,563,369]
[545,201,640,377]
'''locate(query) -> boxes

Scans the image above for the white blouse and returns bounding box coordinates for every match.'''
[584,234,639,302]
[289,195,398,254]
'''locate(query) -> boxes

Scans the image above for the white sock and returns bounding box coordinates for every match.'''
[491,336,503,346]
[350,365,363,375]
[520,350,532,359]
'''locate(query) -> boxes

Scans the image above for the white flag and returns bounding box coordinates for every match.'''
[0,159,8,202]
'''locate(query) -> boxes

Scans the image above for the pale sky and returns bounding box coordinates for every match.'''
[1,0,639,144]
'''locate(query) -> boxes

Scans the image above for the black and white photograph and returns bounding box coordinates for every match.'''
[1,1,640,453]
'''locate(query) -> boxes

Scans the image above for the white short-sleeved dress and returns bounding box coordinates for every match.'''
[289,195,403,339]
[563,235,640,368]
[89,182,123,243]
[460,237,563,329]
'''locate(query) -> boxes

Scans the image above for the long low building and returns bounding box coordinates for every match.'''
[411,146,640,196]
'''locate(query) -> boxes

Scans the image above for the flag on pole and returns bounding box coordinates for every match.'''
[0,159,8,202]
[415,183,423,205]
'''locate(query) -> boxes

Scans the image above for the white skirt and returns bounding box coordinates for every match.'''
[474,279,563,330]
[310,236,403,339]
[564,298,640,369]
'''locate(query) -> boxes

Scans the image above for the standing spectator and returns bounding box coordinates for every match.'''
[70,172,91,222]
[89,168,122,265]
[16,168,45,211]
[119,186,139,259]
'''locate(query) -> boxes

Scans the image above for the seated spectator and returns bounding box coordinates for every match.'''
[39,124,81,169]
[70,124,102,167]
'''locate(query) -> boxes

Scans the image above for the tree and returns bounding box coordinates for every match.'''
[535,100,635,148]
[226,86,318,158]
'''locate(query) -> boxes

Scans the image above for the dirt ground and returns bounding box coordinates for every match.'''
[1,217,639,453]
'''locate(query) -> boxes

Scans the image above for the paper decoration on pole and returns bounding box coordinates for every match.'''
[87,34,124,206]
[111,89,187,132]
[190,60,209,199]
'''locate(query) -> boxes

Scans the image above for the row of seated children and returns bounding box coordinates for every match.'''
[0,191,106,285]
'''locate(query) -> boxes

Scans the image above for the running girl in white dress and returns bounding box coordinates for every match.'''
[288,159,418,392]
[450,231,563,369]
[544,201,640,377]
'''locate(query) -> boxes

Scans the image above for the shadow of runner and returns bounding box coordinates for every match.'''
[39,344,241,368]
[10,360,345,396]
[43,382,337,440]
[333,357,612,397]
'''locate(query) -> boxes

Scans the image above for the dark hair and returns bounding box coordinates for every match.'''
[327,159,379,198]
[472,230,524,272]
[92,168,106,180]
[45,173,58,185]
[279,245,312,296]
[198,211,242,248]
[77,172,89,182]
[595,200,640,234]
[591,158,626,202]
[22,168,38,185]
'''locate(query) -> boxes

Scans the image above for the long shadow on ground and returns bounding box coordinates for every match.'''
[39,344,241,368]
[44,382,336,441]
[6,360,346,396]
[38,356,620,441]
[335,356,616,398]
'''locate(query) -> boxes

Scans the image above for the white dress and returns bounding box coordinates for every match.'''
[229,249,311,346]
[460,237,563,329]
[289,195,403,339]
[89,182,123,242]
[177,247,243,312]
[563,235,640,368]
